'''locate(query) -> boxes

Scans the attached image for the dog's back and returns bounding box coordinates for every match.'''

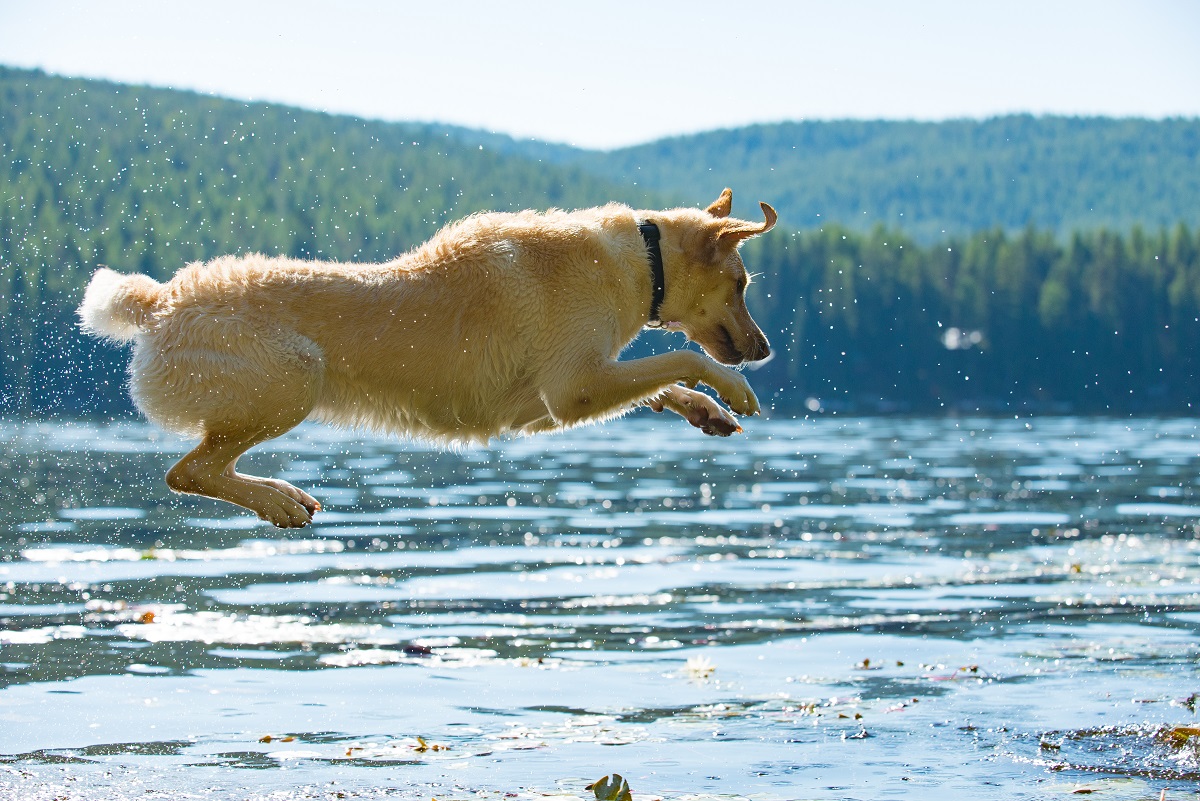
[76,205,642,442]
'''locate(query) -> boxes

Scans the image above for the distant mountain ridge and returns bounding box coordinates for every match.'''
[6,65,1198,242]
[448,116,1200,241]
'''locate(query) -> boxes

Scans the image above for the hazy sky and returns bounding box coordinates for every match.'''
[1,0,1197,149]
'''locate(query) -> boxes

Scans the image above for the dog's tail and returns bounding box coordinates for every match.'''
[77,268,165,342]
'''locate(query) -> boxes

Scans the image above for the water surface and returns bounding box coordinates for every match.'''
[1,416,1198,799]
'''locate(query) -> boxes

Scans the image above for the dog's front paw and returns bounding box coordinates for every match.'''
[698,409,741,437]
[670,386,742,436]
[712,368,760,417]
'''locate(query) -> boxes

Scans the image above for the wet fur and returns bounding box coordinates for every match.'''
[78,189,775,526]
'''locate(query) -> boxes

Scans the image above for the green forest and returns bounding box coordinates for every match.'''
[1,66,1198,417]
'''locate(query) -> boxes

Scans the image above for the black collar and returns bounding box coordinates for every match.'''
[638,221,665,325]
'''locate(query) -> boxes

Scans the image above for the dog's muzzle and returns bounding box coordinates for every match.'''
[744,335,771,364]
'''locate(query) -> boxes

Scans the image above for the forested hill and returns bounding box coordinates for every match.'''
[0,66,663,414]
[473,117,1200,242]
[2,66,1198,416]
[0,66,665,268]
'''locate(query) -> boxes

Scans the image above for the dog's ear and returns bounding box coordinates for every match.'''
[716,202,778,247]
[706,188,733,219]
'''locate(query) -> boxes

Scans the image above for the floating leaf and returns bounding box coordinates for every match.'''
[1162,725,1200,747]
[412,735,450,753]
[586,773,633,801]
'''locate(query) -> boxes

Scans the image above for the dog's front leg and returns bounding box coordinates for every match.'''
[544,350,758,428]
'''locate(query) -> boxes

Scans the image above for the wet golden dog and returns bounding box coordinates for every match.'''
[78,189,775,527]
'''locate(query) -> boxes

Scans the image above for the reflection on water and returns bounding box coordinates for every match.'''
[1,416,1198,799]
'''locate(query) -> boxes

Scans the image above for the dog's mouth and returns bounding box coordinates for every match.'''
[704,325,770,366]
[711,325,746,366]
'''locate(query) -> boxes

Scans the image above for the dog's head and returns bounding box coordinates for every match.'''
[654,188,776,366]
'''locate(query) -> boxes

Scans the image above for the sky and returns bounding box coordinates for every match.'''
[1,0,1198,150]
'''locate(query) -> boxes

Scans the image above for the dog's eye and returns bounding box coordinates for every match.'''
[736,276,747,294]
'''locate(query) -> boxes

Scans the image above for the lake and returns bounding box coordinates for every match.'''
[1,416,1198,800]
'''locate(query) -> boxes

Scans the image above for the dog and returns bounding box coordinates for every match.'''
[77,188,775,527]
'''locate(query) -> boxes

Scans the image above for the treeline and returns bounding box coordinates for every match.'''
[1,67,1197,415]
[740,223,1199,413]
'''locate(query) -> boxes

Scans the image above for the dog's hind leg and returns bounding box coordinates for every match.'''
[166,425,317,528]
[141,318,326,526]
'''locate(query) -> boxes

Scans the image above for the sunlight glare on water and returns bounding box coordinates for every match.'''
[1,416,1198,800]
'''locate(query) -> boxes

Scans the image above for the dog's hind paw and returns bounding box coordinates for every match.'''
[246,488,314,528]
[260,500,313,529]
[278,483,321,516]
[246,476,322,518]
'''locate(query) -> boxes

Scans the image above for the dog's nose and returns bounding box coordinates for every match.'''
[746,336,770,363]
